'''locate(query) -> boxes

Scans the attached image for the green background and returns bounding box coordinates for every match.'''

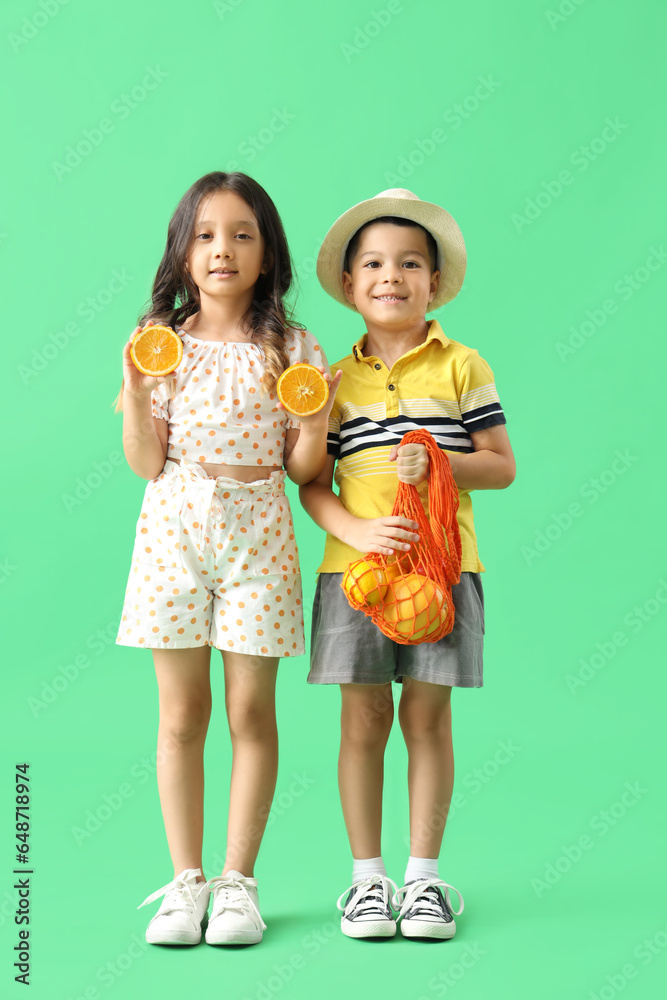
[3,0,666,997]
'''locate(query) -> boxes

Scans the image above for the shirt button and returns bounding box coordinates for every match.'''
[374,363,381,370]
[388,383,396,391]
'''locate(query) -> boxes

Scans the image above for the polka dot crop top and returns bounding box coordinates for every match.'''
[150,327,327,466]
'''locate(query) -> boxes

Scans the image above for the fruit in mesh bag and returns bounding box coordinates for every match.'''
[385,554,413,584]
[381,573,446,641]
[342,559,388,607]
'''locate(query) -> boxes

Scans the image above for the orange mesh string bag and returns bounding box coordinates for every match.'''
[341,429,462,644]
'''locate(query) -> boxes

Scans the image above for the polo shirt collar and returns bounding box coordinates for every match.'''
[351,318,450,362]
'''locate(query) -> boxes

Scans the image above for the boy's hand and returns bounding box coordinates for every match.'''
[388,442,429,485]
[346,516,420,558]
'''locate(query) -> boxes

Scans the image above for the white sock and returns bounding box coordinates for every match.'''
[352,856,386,883]
[405,856,439,883]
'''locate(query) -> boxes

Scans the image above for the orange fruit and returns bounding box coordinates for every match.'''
[382,573,446,641]
[276,363,329,417]
[385,558,411,583]
[342,559,388,607]
[130,325,183,377]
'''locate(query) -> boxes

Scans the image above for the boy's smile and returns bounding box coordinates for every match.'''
[342,222,440,330]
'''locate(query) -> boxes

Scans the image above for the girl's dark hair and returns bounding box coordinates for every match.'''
[142,171,300,392]
[345,216,438,272]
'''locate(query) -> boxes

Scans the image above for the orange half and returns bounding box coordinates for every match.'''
[276,363,329,416]
[130,325,183,377]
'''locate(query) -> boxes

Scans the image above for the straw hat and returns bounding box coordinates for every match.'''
[316,188,466,311]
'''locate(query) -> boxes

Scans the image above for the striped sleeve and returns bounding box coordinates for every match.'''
[326,357,348,457]
[327,407,341,457]
[326,371,341,456]
[457,349,506,432]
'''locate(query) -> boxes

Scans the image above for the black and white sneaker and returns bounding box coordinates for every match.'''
[336,874,399,938]
[392,878,464,939]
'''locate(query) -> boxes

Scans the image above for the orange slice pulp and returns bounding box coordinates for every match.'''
[130,325,183,377]
[276,363,329,417]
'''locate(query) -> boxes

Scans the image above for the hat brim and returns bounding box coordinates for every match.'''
[316,195,466,311]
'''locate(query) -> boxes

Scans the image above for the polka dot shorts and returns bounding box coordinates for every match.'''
[116,459,304,656]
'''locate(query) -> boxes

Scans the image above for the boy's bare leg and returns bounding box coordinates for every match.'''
[338,683,394,859]
[398,678,454,858]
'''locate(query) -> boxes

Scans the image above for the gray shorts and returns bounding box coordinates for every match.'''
[308,571,484,688]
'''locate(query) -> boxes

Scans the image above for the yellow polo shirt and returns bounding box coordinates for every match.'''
[317,319,506,574]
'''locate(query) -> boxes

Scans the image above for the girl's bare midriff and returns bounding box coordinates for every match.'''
[169,456,282,482]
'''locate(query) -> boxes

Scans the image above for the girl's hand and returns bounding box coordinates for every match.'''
[276,367,343,428]
[122,322,176,400]
[345,515,420,558]
[388,442,429,485]
[315,367,343,424]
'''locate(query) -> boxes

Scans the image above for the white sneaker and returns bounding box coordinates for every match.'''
[392,878,464,939]
[138,868,210,945]
[336,874,399,938]
[204,871,267,945]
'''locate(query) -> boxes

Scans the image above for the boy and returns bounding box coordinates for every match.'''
[300,189,515,940]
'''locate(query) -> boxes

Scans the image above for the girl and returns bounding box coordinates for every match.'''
[115,171,340,947]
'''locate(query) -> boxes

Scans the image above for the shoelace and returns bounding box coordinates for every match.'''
[137,869,206,914]
[391,878,464,919]
[205,874,267,930]
[336,874,399,918]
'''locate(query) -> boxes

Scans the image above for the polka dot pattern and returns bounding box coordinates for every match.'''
[150,327,325,463]
[116,461,304,656]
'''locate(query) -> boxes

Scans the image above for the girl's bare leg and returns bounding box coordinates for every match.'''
[398,678,453,858]
[152,645,212,881]
[338,683,394,859]
[219,651,279,876]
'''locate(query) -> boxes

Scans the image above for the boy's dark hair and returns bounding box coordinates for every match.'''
[344,216,439,272]
[141,171,300,391]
